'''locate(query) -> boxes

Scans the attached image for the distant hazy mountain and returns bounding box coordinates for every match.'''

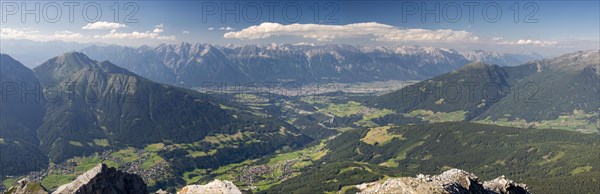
[81,43,544,87]
[369,50,599,129]
[461,49,544,66]
[0,39,92,68]
[0,54,48,177]
[0,39,542,74]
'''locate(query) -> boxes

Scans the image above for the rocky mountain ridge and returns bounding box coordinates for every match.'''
[177,180,242,194]
[81,43,541,87]
[0,54,49,178]
[52,164,147,194]
[370,50,600,131]
[6,164,528,194]
[356,168,529,194]
[33,52,235,162]
[460,49,544,67]
[4,179,48,194]
[0,52,311,183]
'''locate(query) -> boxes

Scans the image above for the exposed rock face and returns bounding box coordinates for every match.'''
[483,176,530,194]
[356,169,530,194]
[5,179,48,194]
[155,189,171,194]
[177,179,242,194]
[52,163,147,194]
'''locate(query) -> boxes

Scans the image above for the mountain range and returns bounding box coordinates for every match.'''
[0,52,310,177]
[79,43,543,87]
[0,39,93,68]
[1,47,597,193]
[369,50,599,132]
[0,54,49,176]
[460,49,545,67]
[1,39,543,70]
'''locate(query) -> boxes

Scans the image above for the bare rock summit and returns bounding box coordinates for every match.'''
[52,163,147,194]
[356,168,530,194]
[177,179,242,194]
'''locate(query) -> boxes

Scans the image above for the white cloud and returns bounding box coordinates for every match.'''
[1,28,85,40]
[376,28,479,42]
[82,21,127,30]
[51,31,85,39]
[223,22,565,48]
[95,30,175,40]
[495,39,559,47]
[224,22,479,42]
[3,26,175,42]
[153,28,164,33]
[1,28,40,39]
[0,23,564,49]
[219,27,235,31]
[94,23,177,40]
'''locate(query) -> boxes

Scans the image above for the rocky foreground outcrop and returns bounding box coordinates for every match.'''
[356,168,529,194]
[4,164,242,194]
[177,179,242,194]
[6,165,526,194]
[52,164,147,194]
[4,179,48,194]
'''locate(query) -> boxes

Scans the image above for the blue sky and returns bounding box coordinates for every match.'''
[1,0,598,55]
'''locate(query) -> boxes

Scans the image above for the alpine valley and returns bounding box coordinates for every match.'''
[0,45,598,194]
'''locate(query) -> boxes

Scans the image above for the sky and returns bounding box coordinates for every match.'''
[1,0,599,55]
